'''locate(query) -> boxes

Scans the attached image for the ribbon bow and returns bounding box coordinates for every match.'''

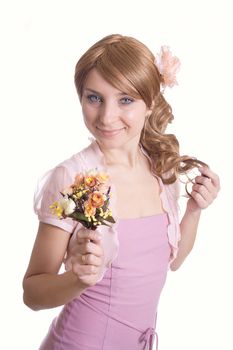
[139,327,158,350]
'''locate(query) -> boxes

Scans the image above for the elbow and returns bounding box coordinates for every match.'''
[170,263,180,271]
[22,277,43,311]
[23,290,42,311]
[170,246,194,271]
[169,257,183,271]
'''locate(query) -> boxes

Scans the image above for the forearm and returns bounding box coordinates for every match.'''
[23,270,87,311]
[170,208,202,271]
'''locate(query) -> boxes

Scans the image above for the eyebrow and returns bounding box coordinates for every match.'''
[84,88,129,96]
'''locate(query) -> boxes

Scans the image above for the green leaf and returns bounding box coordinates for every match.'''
[102,198,109,211]
[69,212,89,222]
[104,216,116,223]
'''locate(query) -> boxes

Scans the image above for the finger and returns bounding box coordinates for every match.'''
[198,167,220,189]
[192,184,213,203]
[81,253,102,266]
[71,255,101,270]
[68,240,103,260]
[80,241,103,257]
[81,264,98,275]
[77,230,102,245]
[190,190,208,209]
[73,262,98,276]
[194,176,215,193]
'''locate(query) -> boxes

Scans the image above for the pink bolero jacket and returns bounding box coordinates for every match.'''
[34,137,181,281]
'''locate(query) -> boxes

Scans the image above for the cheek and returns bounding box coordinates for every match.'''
[126,108,146,125]
[82,105,96,122]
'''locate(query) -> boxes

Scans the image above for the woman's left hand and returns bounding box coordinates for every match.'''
[186,166,220,213]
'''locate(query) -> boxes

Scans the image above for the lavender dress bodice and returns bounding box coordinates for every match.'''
[39,213,171,350]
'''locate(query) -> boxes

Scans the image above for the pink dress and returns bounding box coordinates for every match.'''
[39,212,171,350]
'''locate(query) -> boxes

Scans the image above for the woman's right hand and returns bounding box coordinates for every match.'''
[69,228,105,288]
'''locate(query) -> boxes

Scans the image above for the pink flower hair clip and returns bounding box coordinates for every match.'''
[154,45,181,92]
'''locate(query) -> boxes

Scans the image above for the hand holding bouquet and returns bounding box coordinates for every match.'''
[49,168,115,230]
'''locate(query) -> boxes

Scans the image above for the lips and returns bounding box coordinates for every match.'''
[97,127,124,136]
[98,128,123,132]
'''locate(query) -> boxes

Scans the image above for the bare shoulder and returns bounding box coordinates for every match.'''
[23,222,71,281]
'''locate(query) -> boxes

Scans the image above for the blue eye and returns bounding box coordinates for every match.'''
[87,94,102,103]
[120,97,134,104]
[86,94,134,105]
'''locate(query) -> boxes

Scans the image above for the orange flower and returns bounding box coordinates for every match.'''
[84,175,97,187]
[90,191,106,208]
[84,200,96,217]
[74,173,84,187]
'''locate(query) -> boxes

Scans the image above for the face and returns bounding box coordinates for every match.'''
[81,68,152,150]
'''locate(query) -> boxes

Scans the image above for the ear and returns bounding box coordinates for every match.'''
[146,100,155,117]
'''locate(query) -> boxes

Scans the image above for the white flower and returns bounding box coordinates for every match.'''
[59,195,76,215]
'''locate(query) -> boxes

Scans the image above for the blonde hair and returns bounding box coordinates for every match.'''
[74,34,208,185]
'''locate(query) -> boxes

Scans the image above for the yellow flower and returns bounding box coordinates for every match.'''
[55,206,63,218]
[49,201,63,218]
[76,191,83,199]
[49,196,75,218]
[103,209,112,219]
[99,207,104,217]
[96,172,110,184]
[91,215,97,221]
[49,201,58,208]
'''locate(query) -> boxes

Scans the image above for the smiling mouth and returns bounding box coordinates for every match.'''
[98,127,124,131]
[97,127,125,136]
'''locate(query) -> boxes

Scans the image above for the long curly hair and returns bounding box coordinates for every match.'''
[74,34,208,185]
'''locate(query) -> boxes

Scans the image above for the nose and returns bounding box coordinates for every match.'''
[98,100,119,126]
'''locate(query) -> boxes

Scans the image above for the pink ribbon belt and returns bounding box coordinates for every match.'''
[79,295,159,349]
[139,327,158,350]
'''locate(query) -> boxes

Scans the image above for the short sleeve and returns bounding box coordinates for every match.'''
[33,165,76,233]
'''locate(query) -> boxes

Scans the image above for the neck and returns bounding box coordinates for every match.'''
[96,140,144,170]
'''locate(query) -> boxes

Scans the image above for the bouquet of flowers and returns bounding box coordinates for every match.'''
[49,168,115,230]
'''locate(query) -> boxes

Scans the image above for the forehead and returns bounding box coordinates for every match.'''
[83,68,130,96]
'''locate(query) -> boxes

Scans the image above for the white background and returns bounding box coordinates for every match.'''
[1,0,232,349]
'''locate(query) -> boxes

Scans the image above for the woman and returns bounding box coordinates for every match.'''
[23,34,220,350]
